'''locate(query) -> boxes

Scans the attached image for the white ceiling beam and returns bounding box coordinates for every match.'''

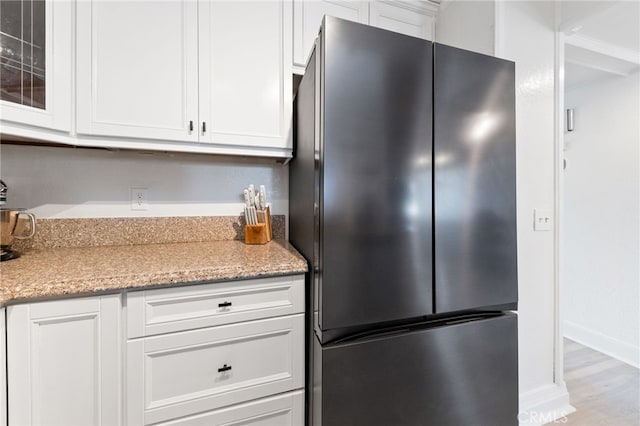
[565,58,631,77]
[566,34,640,65]
[558,1,622,34]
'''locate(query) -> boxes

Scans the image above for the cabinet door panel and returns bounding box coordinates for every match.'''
[127,315,304,425]
[76,0,198,142]
[199,1,292,149]
[7,295,122,426]
[0,0,71,131]
[154,391,304,426]
[369,1,435,40]
[127,275,305,338]
[293,0,369,67]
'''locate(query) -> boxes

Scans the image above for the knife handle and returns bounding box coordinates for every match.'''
[259,185,266,209]
[248,185,255,206]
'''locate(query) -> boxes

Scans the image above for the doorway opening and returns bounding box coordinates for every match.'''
[557,2,639,424]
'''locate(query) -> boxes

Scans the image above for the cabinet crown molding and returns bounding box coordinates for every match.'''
[379,0,439,14]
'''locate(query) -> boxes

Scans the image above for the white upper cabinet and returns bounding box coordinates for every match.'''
[199,1,292,151]
[370,1,436,41]
[2,0,436,156]
[0,0,72,133]
[293,0,369,69]
[293,0,438,73]
[76,0,293,156]
[76,1,199,142]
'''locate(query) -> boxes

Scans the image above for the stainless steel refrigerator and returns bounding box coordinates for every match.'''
[290,16,518,426]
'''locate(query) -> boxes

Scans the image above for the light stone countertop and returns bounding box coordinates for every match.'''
[0,240,308,306]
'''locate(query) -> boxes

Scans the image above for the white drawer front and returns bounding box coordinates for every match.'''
[154,390,304,426]
[127,275,304,338]
[127,314,304,425]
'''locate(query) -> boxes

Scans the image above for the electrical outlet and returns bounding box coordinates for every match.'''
[534,208,552,231]
[131,187,148,211]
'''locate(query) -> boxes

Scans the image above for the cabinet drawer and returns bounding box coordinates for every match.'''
[154,390,304,426]
[126,314,304,425]
[127,275,304,338]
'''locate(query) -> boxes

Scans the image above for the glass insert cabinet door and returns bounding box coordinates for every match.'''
[0,0,46,109]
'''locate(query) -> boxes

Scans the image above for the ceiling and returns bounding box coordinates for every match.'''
[559,1,640,51]
[578,2,639,52]
[560,1,640,90]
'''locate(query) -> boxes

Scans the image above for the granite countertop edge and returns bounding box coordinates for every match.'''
[0,240,308,307]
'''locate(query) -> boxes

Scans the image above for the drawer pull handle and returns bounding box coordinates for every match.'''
[218,364,232,373]
[218,301,232,308]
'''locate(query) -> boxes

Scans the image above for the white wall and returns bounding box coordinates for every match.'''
[0,144,289,218]
[563,72,640,367]
[435,0,495,55]
[501,0,556,394]
[497,1,575,424]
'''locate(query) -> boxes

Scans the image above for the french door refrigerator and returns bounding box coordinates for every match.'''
[290,16,518,426]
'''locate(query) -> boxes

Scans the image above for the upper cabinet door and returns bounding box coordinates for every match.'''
[293,0,368,69]
[199,1,292,150]
[0,0,71,132]
[369,1,436,40]
[76,0,199,142]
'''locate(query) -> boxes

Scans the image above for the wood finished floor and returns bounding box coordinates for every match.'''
[564,338,640,425]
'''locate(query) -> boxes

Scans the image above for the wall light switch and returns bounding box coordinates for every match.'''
[534,209,552,231]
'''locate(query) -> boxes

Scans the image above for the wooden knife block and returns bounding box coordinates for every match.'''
[245,206,273,245]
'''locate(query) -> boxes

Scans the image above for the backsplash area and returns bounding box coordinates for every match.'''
[0,144,289,218]
[13,216,286,250]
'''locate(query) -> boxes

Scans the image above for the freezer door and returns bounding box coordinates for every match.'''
[316,314,518,426]
[320,17,433,331]
[434,44,517,313]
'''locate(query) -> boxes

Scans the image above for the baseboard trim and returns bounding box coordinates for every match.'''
[519,382,575,426]
[564,320,640,368]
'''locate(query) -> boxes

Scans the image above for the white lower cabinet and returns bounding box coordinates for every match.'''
[127,275,305,339]
[6,295,122,425]
[154,390,304,426]
[126,274,306,425]
[3,274,305,425]
[1,308,6,426]
[126,314,304,425]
